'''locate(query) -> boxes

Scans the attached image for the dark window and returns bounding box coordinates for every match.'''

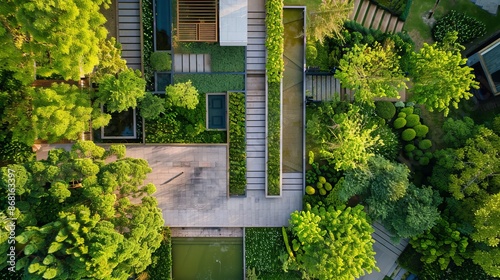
[156,72,171,92]
[155,0,172,51]
[207,95,227,129]
[102,107,136,138]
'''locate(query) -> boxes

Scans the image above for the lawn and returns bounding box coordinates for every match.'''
[404,0,500,48]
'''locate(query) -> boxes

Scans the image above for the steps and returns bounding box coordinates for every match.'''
[173,54,211,73]
[350,0,405,33]
[246,75,266,191]
[117,0,142,70]
[247,0,266,74]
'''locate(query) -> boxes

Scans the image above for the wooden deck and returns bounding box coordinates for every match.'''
[173,54,211,72]
[306,73,353,102]
[177,0,218,42]
[117,0,142,70]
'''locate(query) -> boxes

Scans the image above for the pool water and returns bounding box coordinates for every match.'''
[172,237,243,280]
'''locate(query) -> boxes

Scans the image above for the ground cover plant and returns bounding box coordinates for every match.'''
[403,0,500,48]
[229,92,247,195]
[141,0,155,89]
[245,228,300,279]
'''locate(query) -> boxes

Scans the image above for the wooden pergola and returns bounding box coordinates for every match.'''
[177,0,218,42]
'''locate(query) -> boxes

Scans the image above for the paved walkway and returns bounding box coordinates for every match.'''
[36,144,303,227]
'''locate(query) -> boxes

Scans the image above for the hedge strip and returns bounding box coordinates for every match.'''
[229,92,247,195]
[141,0,154,91]
[265,0,284,83]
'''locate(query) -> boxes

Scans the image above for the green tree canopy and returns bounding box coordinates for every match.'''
[0,141,164,279]
[284,204,378,280]
[339,155,410,220]
[165,80,199,110]
[307,0,354,43]
[335,41,408,105]
[0,0,111,82]
[1,83,110,145]
[320,106,382,171]
[96,69,146,113]
[408,32,479,116]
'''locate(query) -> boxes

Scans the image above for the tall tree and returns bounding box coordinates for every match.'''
[335,41,408,105]
[1,83,110,145]
[0,0,111,82]
[339,155,410,220]
[96,69,146,113]
[307,0,354,43]
[0,141,164,279]
[321,106,382,171]
[409,32,479,116]
[284,204,378,280]
[472,193,500,247]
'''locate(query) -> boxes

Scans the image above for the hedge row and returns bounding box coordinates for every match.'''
[229,92,247,195]
[141,0,155,91]
[267,82,281,196]
[265,0,284,83]
[146,227,172,280]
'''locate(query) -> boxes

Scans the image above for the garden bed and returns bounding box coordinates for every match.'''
[228,92,247,196]
[176,42,245,72]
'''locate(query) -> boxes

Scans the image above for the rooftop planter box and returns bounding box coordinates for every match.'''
[228,92,247,196]
[265,0,284,197]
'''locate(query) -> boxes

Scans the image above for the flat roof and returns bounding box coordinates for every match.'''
[219,0,247,46]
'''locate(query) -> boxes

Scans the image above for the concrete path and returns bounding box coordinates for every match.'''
[36,144,303,227]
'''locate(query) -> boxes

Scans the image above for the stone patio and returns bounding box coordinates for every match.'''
[36,144,303,228]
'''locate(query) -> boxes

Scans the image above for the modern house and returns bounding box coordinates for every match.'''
[468,37,500,97]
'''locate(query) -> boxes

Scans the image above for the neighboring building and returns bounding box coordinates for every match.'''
[467,35,500,97]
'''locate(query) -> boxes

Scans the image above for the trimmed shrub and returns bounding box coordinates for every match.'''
[418,139,432,150]
[394,117,407,129]
[150,51,172,71]
[419,157,430,165]
[414,124,429,137]
[306,186,316,195]
[404,144,415,152]
[395,101,405,108]
[402,128,416,141]
[413,107,421,115]
[424,151,433,159]
[398,112,407,118]
[432,10,486,44]
[400,106,413,115]
[375,101,396,120]
[405,114,420,127]
[414,149,424,157]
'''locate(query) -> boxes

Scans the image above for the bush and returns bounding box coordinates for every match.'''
[139,92,165,120]
[306,44,318,62]
[146,227,172,280]
[395,101,405,108]
[492,116,500,135]
[165,81,199,109]
[432,10,486,44]
[414,124,429,137]
[375,101,396,120]
[400,106,413,115]
[419,157,430,165]
[402,128,416,141]
[405,114,420,127]
[398,112,407,118]
[405,144,415,152]
[418,139,432,150]
[394,117,407,129]
[306,186,315,195]
[150,51,172,71]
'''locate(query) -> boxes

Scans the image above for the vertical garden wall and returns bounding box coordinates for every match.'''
[265,0,284,197]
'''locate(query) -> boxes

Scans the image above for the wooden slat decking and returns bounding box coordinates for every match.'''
[350,0,405,33]
[117,0,142,70]
[177,0,218,42]
[173,54,211,72]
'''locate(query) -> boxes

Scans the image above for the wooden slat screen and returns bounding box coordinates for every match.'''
[177,0,218,42]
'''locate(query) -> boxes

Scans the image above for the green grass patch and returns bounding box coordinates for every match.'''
[245,228,301,279]
[145,227,172,280]
[404,0,500,48]
[283,0,321,10]
[267,82,281,196]
[174,74,245,93]
[229,92,247,195]
[176,43,245,72]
